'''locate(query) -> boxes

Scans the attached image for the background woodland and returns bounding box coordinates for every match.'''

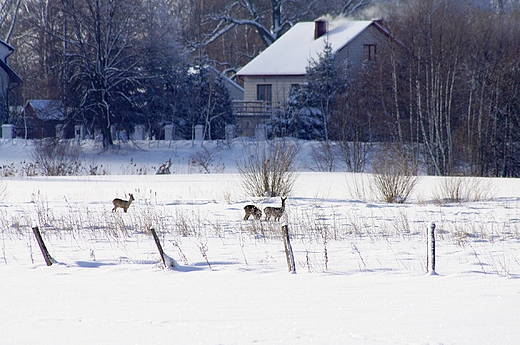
[1,0,520,177]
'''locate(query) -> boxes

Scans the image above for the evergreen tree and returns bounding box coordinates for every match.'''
[186,63,235,141]
[269,42,349,140]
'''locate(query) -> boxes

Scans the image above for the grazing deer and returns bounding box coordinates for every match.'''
[243,205,262,220]
[112,193,135,213]
[264,197,287,221]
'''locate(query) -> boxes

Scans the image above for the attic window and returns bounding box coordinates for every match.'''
[364,44,377,62]
[257,84,272,102]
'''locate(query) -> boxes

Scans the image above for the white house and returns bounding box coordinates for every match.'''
[234,18,391,136]
[237,18,390,106]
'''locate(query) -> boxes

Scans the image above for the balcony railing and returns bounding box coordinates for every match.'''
[232,100,277,117]
[232,100,280,137]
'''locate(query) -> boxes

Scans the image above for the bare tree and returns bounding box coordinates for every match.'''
[188,63,235,142]
[201,0,306,48]
[60,0,152,147]
[340,0,378,16]
[385,0,471,176]
[6,0,64,104]
[483,16,520,176]
[0,0,22,43]
[376,0,520,177]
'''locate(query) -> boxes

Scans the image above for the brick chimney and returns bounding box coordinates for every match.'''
[314,19,327,40]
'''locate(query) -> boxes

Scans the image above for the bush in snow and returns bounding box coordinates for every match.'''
[236,140,298,197]
[309,140,338,172]
[371,143,420,203]
[31,139,83,176]
[433,176,496,203]
[188,147,225,173]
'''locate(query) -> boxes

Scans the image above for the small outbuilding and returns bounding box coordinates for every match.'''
[21,100,69,139]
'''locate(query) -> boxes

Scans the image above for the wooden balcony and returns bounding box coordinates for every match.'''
[233,100,277,137]
[232,100,276,117]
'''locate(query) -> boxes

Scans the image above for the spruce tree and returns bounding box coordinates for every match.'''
[269,42,349,140]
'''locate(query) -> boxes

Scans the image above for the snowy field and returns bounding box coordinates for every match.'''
[1,139,519,344]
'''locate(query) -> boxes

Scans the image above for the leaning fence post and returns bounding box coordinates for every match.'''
[32,226,55,266]
[150,228,175,269]
[427,222,437,275]
[282,224,296,274]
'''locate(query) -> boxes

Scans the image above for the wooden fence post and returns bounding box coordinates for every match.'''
[282,224,296,274]
[32,226,55,266]
[150,228,174,268]
[427,222,437,275]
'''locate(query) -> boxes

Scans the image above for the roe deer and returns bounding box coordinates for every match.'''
[112,193,135,213]
[243,205,262,220]
[264,197,287,221]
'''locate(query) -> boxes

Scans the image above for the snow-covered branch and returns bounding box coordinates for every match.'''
[342,0,375,16]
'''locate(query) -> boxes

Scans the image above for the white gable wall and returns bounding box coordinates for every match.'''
[336,24,388,71]
[242,75,306,107]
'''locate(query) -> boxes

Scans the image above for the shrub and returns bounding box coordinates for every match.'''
[371,144,420,203]
[309,140,337,172]
[433,176,495,203]
[31,139,83,176]
[337,140,369,173]
[188,147,225,173]
[236,140,299,197]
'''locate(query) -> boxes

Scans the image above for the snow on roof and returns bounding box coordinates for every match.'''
[237,20,374,76]
[0,39,15,51]
[26,100,66,121]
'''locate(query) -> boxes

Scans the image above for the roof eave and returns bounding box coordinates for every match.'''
[236,73,306,77]
[0,59,22,83]
[0,40,15,52]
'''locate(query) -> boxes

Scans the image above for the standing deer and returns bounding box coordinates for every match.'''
[243,205,262,220]
[264,197,287,221]
[112,193,135,213]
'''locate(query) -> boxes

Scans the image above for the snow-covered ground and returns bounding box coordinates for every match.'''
[1,138,519,344]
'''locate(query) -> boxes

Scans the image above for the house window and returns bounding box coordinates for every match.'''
[364,44,377,62]
[257,84,272,102]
